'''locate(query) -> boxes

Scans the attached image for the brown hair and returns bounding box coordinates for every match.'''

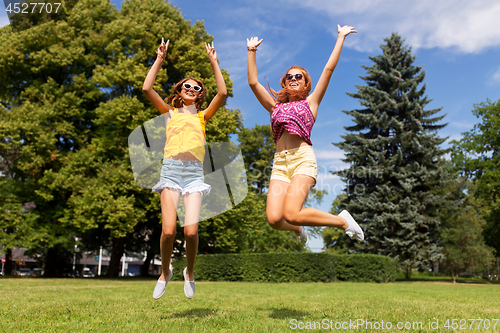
[268,66,312,103]
[166,78,207,110]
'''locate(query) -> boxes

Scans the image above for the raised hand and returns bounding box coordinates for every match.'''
[337,25,357,37]
[205,42,217,62]
[156,37,169,60]
[247,36,263,50]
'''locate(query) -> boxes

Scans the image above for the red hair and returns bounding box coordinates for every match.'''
[166,78,207,111]
[268,66,312,103]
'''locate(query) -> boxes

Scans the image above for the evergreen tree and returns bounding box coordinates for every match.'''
[333,33,449,278]
[322,193,348,254]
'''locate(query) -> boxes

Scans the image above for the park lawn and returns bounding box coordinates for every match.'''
[0,278,499,332]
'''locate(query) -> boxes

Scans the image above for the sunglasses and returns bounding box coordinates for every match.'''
[285,73,304,81]
[182,82,202,92]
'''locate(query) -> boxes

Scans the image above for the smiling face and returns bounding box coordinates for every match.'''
[285,68,306,90]
[180,79,201,105]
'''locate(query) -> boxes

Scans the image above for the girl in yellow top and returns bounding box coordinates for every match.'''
[143,38,227,299]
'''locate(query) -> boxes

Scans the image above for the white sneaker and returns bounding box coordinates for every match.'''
[153,269,173,299]
[339,210,364,242]
[183,267,195,299]
[295,227,307,244]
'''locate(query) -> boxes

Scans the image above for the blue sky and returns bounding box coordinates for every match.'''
[2,0,500,251]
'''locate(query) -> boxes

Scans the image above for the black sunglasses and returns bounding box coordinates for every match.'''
[285,73,304,81]
[182,82,202,92]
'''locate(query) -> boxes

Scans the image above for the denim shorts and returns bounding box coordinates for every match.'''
[270,145,318,183]
[152,159,211,196]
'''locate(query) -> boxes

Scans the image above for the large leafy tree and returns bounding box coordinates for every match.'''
[333,33,449,278]
[8,0,80,33]
[1,0,313,277]
[0,0,113,276]
[440,180,495,282]
[0,0,242,276]
[452,99,500,257]
[226,124,305,253]
[238,124,275,194]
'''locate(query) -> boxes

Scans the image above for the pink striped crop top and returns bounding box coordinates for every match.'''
[271,99,316,145]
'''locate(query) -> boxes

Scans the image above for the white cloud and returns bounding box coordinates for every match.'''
[491,66,500,83]
[288,0,500,54]
[314,148,345,161]
[449,121,474,129]
[445,133,463,143]
[313,148,350,178]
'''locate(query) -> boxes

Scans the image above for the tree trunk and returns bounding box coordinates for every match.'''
[140,251,154,277]
[497,258,499,280]
[451,268,456,283]
[405,264,412,279]
[44,247,58,277]
[106,237,125,277]
[433,261,439,276]
[4,248,13,275]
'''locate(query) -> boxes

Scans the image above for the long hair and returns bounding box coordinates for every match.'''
[166,78,207,111]
[268,66,312,104]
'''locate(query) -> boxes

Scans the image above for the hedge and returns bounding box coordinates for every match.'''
[171,253,395,283]
[334,254,396,282]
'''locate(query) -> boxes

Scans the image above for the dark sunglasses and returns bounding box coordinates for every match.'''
[182,82,202,92]
[285,73,304,81]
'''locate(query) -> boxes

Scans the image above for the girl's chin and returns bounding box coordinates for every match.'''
[182,97,197,104]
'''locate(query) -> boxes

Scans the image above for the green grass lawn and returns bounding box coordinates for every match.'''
[1,277,499,332]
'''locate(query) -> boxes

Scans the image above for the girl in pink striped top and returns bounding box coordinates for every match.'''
[247,24,364,245]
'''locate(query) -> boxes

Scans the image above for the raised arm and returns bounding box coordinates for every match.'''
[203,42,228,122]
[307,25,357,113]
[142,37,172,114]
[247,37,276,113]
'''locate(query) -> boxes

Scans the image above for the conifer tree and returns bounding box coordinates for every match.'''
[333,33,449,278]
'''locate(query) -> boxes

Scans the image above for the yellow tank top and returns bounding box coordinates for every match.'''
[164,108,206,162]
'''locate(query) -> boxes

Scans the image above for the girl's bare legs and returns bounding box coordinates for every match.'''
[283,175,348,228]
[267,179,302,233]
[183,192,202,281]
[159,188,181,281]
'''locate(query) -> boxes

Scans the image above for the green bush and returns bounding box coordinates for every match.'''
[335,254,396,282]
[171,253,395,283]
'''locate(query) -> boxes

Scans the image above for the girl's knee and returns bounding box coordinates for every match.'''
[282,209,300,225]
[267,219,281,230]
[266,212,283,230]
[184,229,198,240]
[161,229,176,242]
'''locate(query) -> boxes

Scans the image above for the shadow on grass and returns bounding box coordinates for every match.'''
[167,308,218,319]
[268,308,309,319]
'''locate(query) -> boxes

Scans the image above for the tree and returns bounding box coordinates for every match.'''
[238,124,275,194]
[333,33,449,278]
[0,0,114,276]
[322,193,348,254]
[452,99,500,257]
[441,183,495,282]
[8,0,80,33]
[0,0,243,276]
[225,124,307,253]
